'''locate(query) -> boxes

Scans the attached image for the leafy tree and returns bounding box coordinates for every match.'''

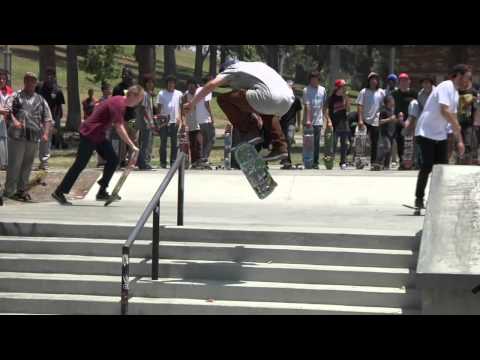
[82,45,123,83]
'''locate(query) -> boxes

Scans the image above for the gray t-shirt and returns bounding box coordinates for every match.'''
[218,61,294,117]
[184,92,200,131]
[356,88,385,126]
[303,85,327,126]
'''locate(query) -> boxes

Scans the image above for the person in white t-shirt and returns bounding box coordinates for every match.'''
[357,72,386,166]
[157,75,182,168]
[413,64,469,209]
[196,77,215,164]
[183,58,295,162]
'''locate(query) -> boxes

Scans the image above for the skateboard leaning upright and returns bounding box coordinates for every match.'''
[224,124,232,170]
[233,141,277,200]
[303,125,314,169]
[323,127,334,170]
[402,126,415,170]
[354,126,369,169]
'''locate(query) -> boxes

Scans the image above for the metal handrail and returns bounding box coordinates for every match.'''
[121,151,186,315]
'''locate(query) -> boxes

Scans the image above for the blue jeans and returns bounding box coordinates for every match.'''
[137,127,152,168]
[313,125,323,165]
[333,130,350,166]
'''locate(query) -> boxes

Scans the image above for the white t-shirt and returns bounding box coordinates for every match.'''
[217,61,294,116]
[356,88,385,127]
[157,89,183,124]
[195,87,213,124]
[303,85,327,126]
[415,80,459,141]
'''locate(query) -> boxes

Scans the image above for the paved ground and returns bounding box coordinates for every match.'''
[1,167,426,237]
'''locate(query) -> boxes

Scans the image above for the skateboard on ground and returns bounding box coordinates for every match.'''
[224,125,232,170]
[402,204,423,216]
[354,126,369,169]
[303,125,314,169]
[104,151,139,207]
[233,142,277,200]
[323,127,334,170]
[402,127,415,170]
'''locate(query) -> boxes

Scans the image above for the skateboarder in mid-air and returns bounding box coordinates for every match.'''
[183,58,295,162]
[51,86,143,205]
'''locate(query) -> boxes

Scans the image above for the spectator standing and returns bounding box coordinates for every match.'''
[0,70,13,171]
[36,67,66,170]
[391,73,417,169]
[326,79,350,169]
[82,89,97,121]
[136,73,156,170]
[280,80,302,169]
[196,77,216,166]
[183,78,204,169]
[357,72,386,168]
[385,74,399,97]
[303,71,329,169]
[456,78,479,165]
[157,75,182,168]
[4,72,53,202]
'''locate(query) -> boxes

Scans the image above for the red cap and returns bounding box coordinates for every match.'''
[399,73,410,80]
[335,79,346,88]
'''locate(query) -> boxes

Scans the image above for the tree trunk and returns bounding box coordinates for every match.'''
[209,45,217,77]
[135,45,156,82]
[220,46,227,66]
[164,45,176,77]
[328,45,340,90]
[194,45,204,80]
[38,45,56,82]
[66,45,81,132]
[266,45,280,71]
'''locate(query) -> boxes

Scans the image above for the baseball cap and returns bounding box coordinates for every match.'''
[335,79,346,88]
[24,72,38,80]
[399,73,410,80]
[287,80,294,87]
[368,72,380,80]
[387,74,398,82]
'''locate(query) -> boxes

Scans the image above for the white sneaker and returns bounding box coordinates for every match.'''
[341,164,347,170]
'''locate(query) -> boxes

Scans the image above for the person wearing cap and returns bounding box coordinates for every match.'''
[280,80,302,169]
[0,69,13,171]
[183,58,295,162]
[36,67,66,169]
[157,75,183,168]
[113,66,136,168]
[456,77,479,165]
[385,74,399,97]
[303,70,331,169]
[417,76,436,112]
[391,73,417,170]
[356,72,386,167]
[3,72,53,202]
[52,85,143,205]
[414,64,468,210]
[326,79,350,169]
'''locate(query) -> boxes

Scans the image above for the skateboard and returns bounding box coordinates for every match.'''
[372,134,388,171]
[402,204,423,216]
[402,127,415,170]
[354,126,369,169]
[303,125,314,169]
[233,142,277,200]
[224,125,233,170]
[104,151,139,207]
[323,127,334,170]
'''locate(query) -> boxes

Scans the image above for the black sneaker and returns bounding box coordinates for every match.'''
[415,198,425,210]
[160,164,167,169]
[0,195,3,206]
[51,191,72,206]
[312,164,320,170]
[96,191,121,201]
[263,149,288,162]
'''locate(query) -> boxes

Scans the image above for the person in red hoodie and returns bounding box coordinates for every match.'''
[52,85,143,205]
[0,69,13,171]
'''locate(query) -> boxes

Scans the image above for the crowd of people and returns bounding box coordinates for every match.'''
[0,59,478,207]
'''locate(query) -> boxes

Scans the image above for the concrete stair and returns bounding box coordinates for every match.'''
[0,224,421,315]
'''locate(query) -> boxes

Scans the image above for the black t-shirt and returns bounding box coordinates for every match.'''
[113,82,135,121]
[327,94,349,132]
[458,88,478,129]
[280,96,302,126]
[36,81,65,121]
[379,107,397,138]
[391,89,417,117]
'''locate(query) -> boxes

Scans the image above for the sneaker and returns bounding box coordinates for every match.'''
[160,164,167,169]
[263,149,288,162]
[51,191,72,206]
[312,164,320,170]
[281,163,293,170]
[415,198,426,210]
[96,190,121,201]
[340,163,347,170]
[10,191,32,202]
